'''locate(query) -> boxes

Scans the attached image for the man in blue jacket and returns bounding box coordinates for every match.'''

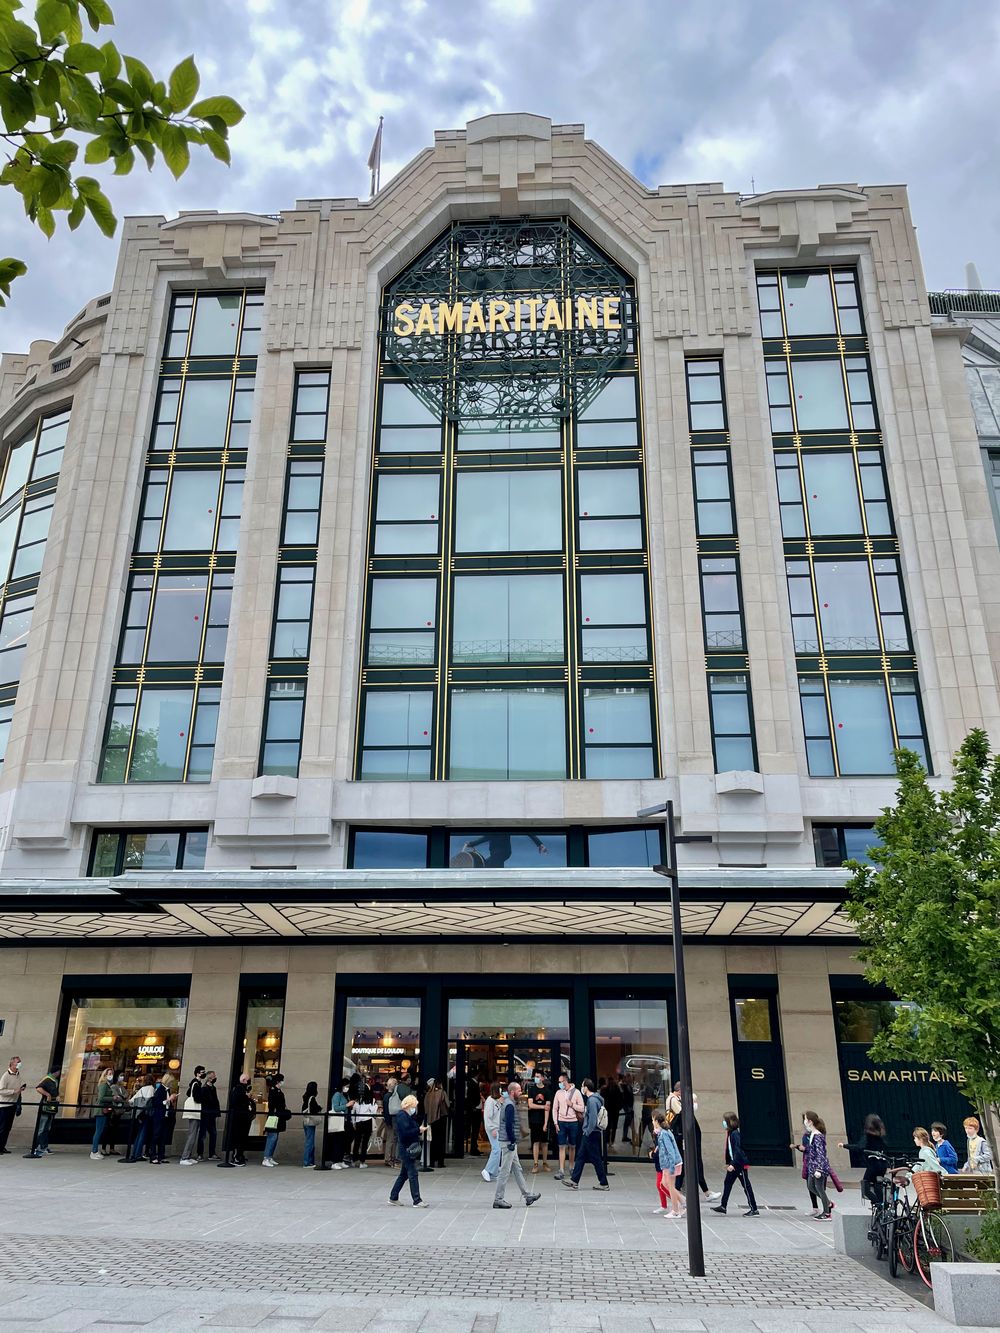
[563,1078,609,1190]
[493,1083,541,1209]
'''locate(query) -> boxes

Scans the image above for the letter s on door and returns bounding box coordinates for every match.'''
[751,1067,765,1080]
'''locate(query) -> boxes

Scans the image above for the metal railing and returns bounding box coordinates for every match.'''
[929,289,1000,318]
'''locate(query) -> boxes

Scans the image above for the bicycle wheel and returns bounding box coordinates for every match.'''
[914,1211,954,1288]
[888,1217,900,1278]
[875,1210,888,1262]
[896,1215,916,1274]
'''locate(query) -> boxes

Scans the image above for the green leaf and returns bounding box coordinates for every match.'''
[64,67,102,123]
[0,256,28,306]
[83,185,116,236]
[201,126,230,165]
[133,136,154,169]
[188,94,243,127]
[122,53,153,102]
[80,0,115,28]
[112,146,133,174]
[167,54,199,111]
[67,194,86,228]
[99,38,120,80]
[63,40,105,73]
[37,59,61,108]
[3,19,44,62]
[35,203,55,238]
[83,135,111,163]
[36,0,73,44]
[0,76,38,132]
[159,120,189,179]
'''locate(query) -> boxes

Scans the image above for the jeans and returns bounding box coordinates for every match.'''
[303,1123,316,1167]
[34,1113,55,1155]
[494,1146,531,1203]
[720,1164,757,1211]
[484,1130,501,1179]
[129,1117,149,1161]
[390,1152,421,1203]
[91,1114,107,1153]
[263,1129,280,1160]
[571,1130,608,1186]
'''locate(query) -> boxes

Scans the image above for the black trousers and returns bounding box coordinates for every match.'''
[351,1120,372,1162]
[675,1122,709,1194]
[230,1118,252,1162]
[467,1108,482,1154]
[430,1117,447,1166]
[720,1165,757,1211]
[0,1105,17,1152]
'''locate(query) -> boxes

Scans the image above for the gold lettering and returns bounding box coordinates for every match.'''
[414,303,436,336]
[437,302,464,334]
[576,297,599,328]
[542,298,565,331]
[565,297,573,328]
[603,296,621,330]
[488,300,511,333]
[872,1070,887,1081]
[514,300,523,332]
[751,1067,765,1081]
[393,302,416,337]
[524,298,542,331]
[900,1070,914,1083]
[888,1071,899,1082]
[465,301,487,334]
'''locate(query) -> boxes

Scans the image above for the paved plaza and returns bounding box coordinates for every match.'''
[0,1151,980,1331]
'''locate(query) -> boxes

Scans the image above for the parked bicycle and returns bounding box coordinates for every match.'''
[880,1158,954,1288]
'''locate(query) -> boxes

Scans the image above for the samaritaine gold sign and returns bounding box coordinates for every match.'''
[392,296,623,336]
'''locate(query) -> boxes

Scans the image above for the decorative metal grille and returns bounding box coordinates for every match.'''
[380,218,636,430]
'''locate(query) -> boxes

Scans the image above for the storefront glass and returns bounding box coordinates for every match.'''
[59,995,188,1118]
[447,997,570,1042]
[344,996,421,1094]
[236,988,285,1133]
[593,996,670,1154]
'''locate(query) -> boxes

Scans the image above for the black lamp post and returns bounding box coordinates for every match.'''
[637,797,711,1279]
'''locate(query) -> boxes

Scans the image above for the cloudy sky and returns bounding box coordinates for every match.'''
[2,0,998,349]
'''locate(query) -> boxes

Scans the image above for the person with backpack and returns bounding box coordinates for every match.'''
[177,1065,206,1166]
[492,1082,541,1209]
[710,1112,759,1216]
[651,1109,684,1216]
[552,1073,585,1180]
[262,1072,289,1167]
[562,1078,609,1191]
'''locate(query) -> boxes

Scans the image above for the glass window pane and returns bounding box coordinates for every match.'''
[123,831,181,871]
[687,373,722,403]
[790,361,849,431]
[580,573,645,626]
[59,996,189,1115]
[814,561,878,651]
[374,523,438,555]
[455,471,561,552]
[449,688,566,780]
[714,737,754,770]
[587,828,660,867]
[584,688,652,744]
[176,380,232,449]
[453,574,563,663]
[801,453,862,535]
[711,688,750,734]
[593,997,668,1136]
[579,519,642,550]
[781,272,836,335]
[585,746,655,777]
[163,471,220,550]
[381,426,442,453]
[829,677,895,774]
[146,575,207,661]
[371,578,437,629]
[576,420,639,447]
[582,626,648,662]
[91,832,119,877]
[273,622,311,659]
[360,749,431,781]
[0,511,18,583]
[579,468,639,516]
[182,830,208,869]
[376,473,439,522]
[1,434,33,502]
[381,381,439,427]
[580,377,636,419]
[734,998,773,1042]
[131,689,194,781]
[283,512,319,545]
[368,631,434,665]
[458,423,561,451]
[189,294,241,356]
[363,690,433,747]
[842,826,882,864]
[689,404,724,431]
[693,462,731,500]
[352,830,429,869]
[449,832,567,868]
[813,825,842,866]
[697,501,734,535]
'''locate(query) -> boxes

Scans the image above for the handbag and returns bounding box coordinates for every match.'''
[407,1141,423,1159]
[327,1113,345,1134]
[182,1094,200,1123]
[302,1114,321,1129]
[264,1114,280,1130]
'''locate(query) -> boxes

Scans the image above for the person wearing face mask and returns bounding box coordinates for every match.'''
[526,1071,552,1174]
[227,1072,255,1166]
[177,1065,206,1167]
[481,1080,504,1182]
[667,1084,721,1202]
[0,1055,27,1156]
[800,1110,833,1219]
[387,1093,429,1207]
[197,1070,221,1161]
[552,1073,584,1180]
[710,1112,759,1216]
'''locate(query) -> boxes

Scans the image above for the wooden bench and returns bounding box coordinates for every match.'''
[940,1175,996,1214]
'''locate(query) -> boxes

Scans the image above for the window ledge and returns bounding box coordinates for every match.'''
[715,770,764,796]
[251,774,298,801]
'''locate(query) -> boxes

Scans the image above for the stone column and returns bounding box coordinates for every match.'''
[684,945,735,1184]
[278,947,338,1107]
[0,948,65,1148]
[183,948,242,1093]
[776,948,848,1173]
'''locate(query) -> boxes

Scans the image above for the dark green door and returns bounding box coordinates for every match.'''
[730,991,792,1165]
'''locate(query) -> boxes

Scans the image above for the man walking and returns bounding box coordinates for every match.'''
[563,1078,609,1191]
[552,1072,584,1180]
[493,1082,540,1210]
[382,1076,401,1167]
[0,1055,26,1155]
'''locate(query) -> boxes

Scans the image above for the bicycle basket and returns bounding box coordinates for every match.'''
[912,1171,942,1210]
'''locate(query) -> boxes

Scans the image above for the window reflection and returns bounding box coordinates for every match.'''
[449,831,565,867]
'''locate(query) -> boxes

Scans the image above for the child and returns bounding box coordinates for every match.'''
[651,1109,684,1217]
[802,1110,833,1219]
[960,1116,995,1176]
[912,1126,948,1174]
[930,1122,958,1173]
[710,1112,759,1216]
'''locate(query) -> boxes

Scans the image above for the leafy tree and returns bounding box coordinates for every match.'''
[845,732,1000,1194]
[0,0,244,305]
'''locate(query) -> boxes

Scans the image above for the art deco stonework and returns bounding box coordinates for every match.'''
[0,114,994,1165]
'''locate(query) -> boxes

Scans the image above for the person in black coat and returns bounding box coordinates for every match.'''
[227,1073,255,1165]
[262,1072,288,1166]
[198,1071,221,1160]
[711,1112,759,1215]
[388,1094,428,1207]
[147,1074,177,1164]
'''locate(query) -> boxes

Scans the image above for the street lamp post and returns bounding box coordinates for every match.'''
[637,797,711,1279]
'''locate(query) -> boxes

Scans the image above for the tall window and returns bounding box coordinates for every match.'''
[758,268,928,775]
[0,406,71,764]
[358,218,658,780]
[99,289,261,783]
[686,361,758,772]
[259,369,329,778]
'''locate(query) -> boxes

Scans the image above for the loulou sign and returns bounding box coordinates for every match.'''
[392,296,623,336]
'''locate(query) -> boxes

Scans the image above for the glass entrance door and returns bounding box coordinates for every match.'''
[451,1039,563,1157]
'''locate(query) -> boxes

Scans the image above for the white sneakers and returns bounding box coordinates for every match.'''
[332,1162,345,1170]
[261,1157,277,1167]
[481,1167,491,1182]
[179,1158,196,1167]
[89,1151,102,1161]
[358,1162,368,1169]
[705,1190,722,1201]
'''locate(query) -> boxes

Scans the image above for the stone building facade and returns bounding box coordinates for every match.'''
[0,114,994,1165]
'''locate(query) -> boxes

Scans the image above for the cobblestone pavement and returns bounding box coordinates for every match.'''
[0,1154,975,1331]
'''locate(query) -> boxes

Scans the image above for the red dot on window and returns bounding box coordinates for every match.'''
[585,617,591,622]
[837,723,844,729]
[426,621,432,626]
[583,511,589,516]
[588,727,594,733]
[823,603,828,608]
[179,731,185,737]
[422,730,428,736]
[194,615,200,620]
[430,514,436,519]
[811,494,817,499]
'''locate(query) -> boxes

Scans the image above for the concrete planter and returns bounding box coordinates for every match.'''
[932,1263,1000,1326]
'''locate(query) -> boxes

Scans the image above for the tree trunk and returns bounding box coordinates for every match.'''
[977,1098,1000,1202]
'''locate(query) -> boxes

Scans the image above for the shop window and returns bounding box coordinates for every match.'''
[450,686,567,780]
[576,374,638,447]
[692,447,735,535]
[448,830,567,867]
[455,470,561,552]
[270,567,314,660]
[282,461,323,545]
[586,827,662,867]
[345,996,422,1089]
[260,680,306,777]
[368,576,437,665]
[709,673,757,772]
[90,827,208,876]
[235,985,285,1135]
[360,688,433,780]
[685,359,726,431]
[374,473,440,554]
[700,557,744,650]
[59,994,189,1117]
[577,468,641,551]
[452,573,563,664]
[350,829,429,869]
[834,998,914,1045]
[813,823,882,867]
[593,997,669,1152]
[290,370,331,444]
[733,998,773,1041]
[582,686,654,778]
[579,572,648,663]
[448,996,569,1042]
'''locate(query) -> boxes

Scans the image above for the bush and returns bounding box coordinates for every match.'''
[966,1202,1000,1263]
